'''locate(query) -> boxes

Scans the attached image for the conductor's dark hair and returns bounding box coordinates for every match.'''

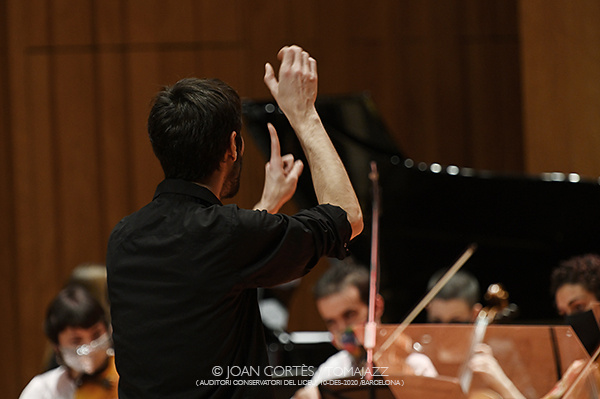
[44,285,108,345]
[148,78,242,183]
[550,254,600,301]
[314,259,370,305]
[427,269,481,308]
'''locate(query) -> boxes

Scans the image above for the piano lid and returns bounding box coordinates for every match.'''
[242,93,600,323]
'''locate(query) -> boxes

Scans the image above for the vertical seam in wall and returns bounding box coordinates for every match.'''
[513,0,525,172]
[2,0,20,391]
[237,0,247,94]
[47,0,63,283]
[122,0,135,214]
[458,2,474,168]
[90,0,106,259]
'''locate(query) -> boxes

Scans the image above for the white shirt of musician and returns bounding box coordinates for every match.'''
[310,350,438,385]
[19,366,76,399]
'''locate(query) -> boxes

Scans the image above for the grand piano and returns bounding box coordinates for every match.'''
[243,93,600,324]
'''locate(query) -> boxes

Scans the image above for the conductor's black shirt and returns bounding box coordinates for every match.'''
[106,179,351,399]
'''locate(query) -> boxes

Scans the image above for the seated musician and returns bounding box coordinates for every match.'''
[43,262,111,372]
[551,253,600,354]
[426,269,483,323]
[19,284,118,399]
[424,269,525,398]
[462,254,600,399]
[293,259,437,399]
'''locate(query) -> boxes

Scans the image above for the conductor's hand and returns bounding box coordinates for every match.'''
[264,45,318,127]
[253,123,303,214]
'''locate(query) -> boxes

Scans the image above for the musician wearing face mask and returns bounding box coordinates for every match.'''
[453,255,600,399]
[293,260,437,399]
[551,253,600,355]
[19,284,118,399]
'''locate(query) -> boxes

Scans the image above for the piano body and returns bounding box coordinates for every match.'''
[243,93,600,324]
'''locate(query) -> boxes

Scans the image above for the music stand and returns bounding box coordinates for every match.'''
[373,324,590,398]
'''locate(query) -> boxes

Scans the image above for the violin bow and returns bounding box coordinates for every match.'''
[373,243,477,362]
[364,161,380,380]
[561,339,600,398]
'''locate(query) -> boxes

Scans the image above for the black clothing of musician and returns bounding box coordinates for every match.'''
[106,179,350,398]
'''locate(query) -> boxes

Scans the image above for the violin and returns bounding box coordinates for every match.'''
[461,284,518,398]
[74,355,119,399]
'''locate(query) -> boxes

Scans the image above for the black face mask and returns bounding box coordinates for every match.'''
[565,309,600,355]
[339,328,366,365]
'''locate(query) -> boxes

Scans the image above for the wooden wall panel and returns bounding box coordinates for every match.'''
[462,0,518,36]
[16,53,62,386]
[241,1,289,98]
[54,53,104,266]
[194,0,241,43]
[465,42,523,171]
[309,1,353,94]
[0,0,20,397]
[345,1,393,101]
[399,41,467,164]
[98,52,135,234]
[128,0,195,44]
[25,0,50,47]
[95,0,126,45]
[287,0,523,171]
[52,0,93,46]
[461,0,522,171]
[5,3,27,393]
[197,48,245,89]
[288,0,317,46]
[127,52,165,208]
[520,0,600,178]
[155,50,197,82]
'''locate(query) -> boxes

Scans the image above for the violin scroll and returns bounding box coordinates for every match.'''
[483,283,519,323]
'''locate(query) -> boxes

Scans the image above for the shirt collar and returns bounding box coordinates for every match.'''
[153,179,222,206]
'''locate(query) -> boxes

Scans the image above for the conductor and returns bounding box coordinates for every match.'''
[106,45,363,399]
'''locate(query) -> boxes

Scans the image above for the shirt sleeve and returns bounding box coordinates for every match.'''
[19,368,76,399]
[228,204,352,288]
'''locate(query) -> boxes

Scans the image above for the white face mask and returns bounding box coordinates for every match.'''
[60,332,112,375]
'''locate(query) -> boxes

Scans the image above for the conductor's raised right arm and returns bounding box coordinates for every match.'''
[263,45,363,239]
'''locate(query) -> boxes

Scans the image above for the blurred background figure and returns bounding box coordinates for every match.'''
[426,269,482,324]
[69,263,111,323]
[551,253,600,354]
[551,254,600,317]
[293,259,437,399]
[19,284,118,399]
[42,263,111,372]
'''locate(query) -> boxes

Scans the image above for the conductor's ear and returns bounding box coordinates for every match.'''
[225,132,238,162]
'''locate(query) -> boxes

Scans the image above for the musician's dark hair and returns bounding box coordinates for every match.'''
[550,254,600,301]
[148,78,242,183]
[313,259,369,305]
[427,269,481,308]
[44,284,108,345]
